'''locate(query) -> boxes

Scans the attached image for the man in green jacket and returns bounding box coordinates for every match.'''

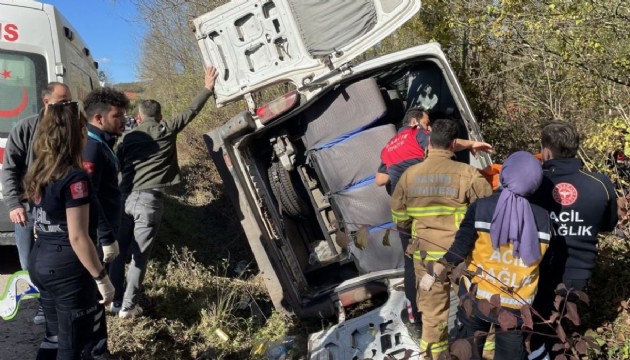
[110,66,218,318]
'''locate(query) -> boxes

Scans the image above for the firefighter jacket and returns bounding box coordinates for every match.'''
[391,149,493,260]
[443,192,552,309]
[532,158,617,282]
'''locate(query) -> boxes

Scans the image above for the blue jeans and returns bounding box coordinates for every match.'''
[110,190,164,308]
[15,210,34,270]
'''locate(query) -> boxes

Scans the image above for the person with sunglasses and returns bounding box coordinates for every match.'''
[2,82,72,326]
[24,100,115,360]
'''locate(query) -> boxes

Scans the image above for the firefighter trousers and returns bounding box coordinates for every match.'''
[414,255,450,359]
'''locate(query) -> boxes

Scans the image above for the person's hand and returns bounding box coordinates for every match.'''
[102,241,120,263]
[419,273,436,291]
[419,262,447,291]
[9,207,28,227]
[433,262,446,278]
[470,141,494,156]
[204,66,219,92]
[96,275,115,306]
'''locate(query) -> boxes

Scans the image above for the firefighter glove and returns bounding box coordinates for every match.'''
[419,273,436,291]
[419,262,446,291]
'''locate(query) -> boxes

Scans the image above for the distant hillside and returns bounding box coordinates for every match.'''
[113,82,145,93]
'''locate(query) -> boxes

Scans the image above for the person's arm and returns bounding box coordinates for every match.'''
[601,177,619,232]
[67,204,115,305]
[1,118,32,215]
[163,66,218,133]
[114,135,125,164]
[454,139,493,155]
[66,204,103,277]
[443,203,478,265]
[391,172,411,230]
[375,162,390,186]
[64,174,114,304]
[376,172,390,186]
[419,202,478,290]
[467,171,493,204]
[82,141,115,247]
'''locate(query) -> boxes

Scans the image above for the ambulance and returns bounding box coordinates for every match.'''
[0,0,100,244]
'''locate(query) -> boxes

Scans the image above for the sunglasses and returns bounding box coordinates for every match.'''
[50,100,80,116]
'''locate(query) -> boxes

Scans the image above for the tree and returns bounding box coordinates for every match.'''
[133,0,232,203]
[412,0,630,161]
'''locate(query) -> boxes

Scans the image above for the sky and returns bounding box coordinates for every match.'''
[46,0,146,84]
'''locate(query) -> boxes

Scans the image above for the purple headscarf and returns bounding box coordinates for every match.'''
[490,151,543,266]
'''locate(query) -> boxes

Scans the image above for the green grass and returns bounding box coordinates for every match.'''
[105,185,630,359]
[107,243,296,359]
[105,186,297,359]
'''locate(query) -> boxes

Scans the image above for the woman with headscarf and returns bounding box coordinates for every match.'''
[419,151,552,359]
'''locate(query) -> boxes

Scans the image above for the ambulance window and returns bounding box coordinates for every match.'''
[66,63,93,102]
[0,50,47,135]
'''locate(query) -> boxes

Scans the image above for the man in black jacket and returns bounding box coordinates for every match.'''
[82,87,129,268]
[2,82,71,327]
[530,121,618,360]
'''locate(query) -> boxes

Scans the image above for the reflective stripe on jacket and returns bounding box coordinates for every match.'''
[443,192,552,309]
[391,148,492,253]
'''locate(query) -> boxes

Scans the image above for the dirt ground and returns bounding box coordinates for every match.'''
[0,246,43,360]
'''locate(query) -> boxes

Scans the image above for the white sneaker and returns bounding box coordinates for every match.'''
[109,302,122,314]
[119,305,143,319]
[33,305,45,325]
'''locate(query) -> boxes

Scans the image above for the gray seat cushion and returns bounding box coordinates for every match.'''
[331,179,392,232]
[303,77,387,150]
[309,124,395,193]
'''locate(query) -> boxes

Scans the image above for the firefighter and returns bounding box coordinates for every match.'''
[391,118,493,359]
[378,109,493,335]
[420,151,552,359]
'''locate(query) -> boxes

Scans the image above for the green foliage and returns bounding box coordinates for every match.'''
[120,0,630,358]
[581,116,630,189]
[416,0,630,161]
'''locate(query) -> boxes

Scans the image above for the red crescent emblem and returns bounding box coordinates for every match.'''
[552,182,578,206]
[0,86,28,118]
